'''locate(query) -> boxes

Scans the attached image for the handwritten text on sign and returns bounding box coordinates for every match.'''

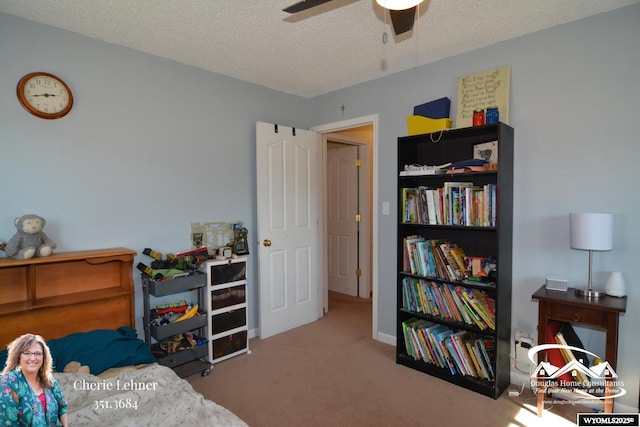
[456,65,510,128]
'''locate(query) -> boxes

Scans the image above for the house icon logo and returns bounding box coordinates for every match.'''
[526,343,626,400]
[532,358,618,380]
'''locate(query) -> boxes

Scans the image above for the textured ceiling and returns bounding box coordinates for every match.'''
[1,0,638,98]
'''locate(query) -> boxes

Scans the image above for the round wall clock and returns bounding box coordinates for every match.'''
[16,72,73,119]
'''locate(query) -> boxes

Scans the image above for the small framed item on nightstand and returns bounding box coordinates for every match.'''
[545,276,568,291]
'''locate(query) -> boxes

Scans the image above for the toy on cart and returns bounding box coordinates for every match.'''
[160,331,206,354]
[137,247,209,281]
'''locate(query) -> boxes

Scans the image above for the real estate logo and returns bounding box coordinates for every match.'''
[527,344,627,400]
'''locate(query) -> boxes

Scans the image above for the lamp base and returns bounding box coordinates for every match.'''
[574,286,606,298]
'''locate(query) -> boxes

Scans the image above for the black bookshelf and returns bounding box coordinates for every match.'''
[396,123,514,399]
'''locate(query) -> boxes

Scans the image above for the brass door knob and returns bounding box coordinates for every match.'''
[263,239,272,247]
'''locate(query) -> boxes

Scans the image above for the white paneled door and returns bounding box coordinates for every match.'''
[256,122,321,339]
[327,145,358,296]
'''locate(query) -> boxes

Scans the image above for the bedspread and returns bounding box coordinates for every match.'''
[54,363,247,426]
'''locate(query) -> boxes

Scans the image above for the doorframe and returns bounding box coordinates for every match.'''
[311,114,379,340]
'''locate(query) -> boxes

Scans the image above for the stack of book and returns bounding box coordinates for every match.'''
[401,183,496,227]
[402,236,471,281]
[546,321,591,384]
[402,278,495,330]
[402,318,495,381]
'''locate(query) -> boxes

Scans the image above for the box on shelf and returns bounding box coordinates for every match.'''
[413,97,451,119]
[406,115,452,136]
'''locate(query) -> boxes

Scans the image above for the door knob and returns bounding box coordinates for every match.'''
[263,239,272,247]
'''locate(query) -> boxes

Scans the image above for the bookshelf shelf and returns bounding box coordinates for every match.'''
[396,123,514,399]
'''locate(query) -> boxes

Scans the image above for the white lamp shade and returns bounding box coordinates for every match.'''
[570,213,613,251]
[376,0,424,10]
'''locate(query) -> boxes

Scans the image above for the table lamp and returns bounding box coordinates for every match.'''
[570,212,613,298]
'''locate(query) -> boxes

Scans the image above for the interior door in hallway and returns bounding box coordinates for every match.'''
[327,144,358,297]
[256,121,321,339]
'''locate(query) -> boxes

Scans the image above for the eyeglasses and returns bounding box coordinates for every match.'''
[22,351,44,358]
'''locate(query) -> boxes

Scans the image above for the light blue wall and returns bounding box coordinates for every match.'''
[0,13,309,342]
[1,4,638,409]
[310,4,639,409]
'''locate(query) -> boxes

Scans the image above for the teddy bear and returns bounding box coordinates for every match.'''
[0,214,56,260]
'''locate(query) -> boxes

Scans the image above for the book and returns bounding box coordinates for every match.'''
[425,188,438,225]
[445,165,487,174]
[449,247,469,277]
[439,242,466,281]
[558,322,590,367]
[443,182,473,225]
[403,235,424,274]
[432,326,457,373]
[555,332,588,384]
[460,288,495,330]
[478,337,495,380]
[399,168,446,176]
[400,163,451,176]
[545,321,574,383]
[450,331,476,377]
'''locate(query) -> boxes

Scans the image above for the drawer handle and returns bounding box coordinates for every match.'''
[572,312,581,322]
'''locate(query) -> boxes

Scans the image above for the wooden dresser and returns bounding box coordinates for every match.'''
[0,248,136,349]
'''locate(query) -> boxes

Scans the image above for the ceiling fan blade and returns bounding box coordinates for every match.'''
[283,0,334,14]
[389,6,416,35]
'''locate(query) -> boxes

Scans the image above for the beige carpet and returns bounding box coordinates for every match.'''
[188,292,590,426]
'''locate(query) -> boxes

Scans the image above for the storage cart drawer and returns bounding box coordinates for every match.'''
[151,312,207,341]
[209,262,246,284]
[212,331,247,361]
[211,284,246,310]
[212,308,247,335]
[154,344,208,368]
[147,273,206,296]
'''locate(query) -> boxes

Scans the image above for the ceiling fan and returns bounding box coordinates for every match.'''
[283,0,423,36]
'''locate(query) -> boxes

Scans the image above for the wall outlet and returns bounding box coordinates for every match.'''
[514,330,532,347]
[514,331,534,363]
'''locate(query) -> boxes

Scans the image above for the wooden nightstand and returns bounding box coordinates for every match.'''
[531,285,627,416]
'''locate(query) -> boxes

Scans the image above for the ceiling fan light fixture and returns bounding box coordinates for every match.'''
[375,0,423,11]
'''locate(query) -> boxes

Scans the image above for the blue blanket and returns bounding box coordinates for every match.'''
[0,327,155,375]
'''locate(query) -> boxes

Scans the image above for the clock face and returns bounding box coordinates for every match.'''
[17,72,73,119]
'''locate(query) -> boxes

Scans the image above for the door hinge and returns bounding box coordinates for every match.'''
[356,268,362,277]
[355,214,361,222]
[355,159,362,167]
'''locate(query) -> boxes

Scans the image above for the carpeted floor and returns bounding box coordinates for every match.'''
[188,292,591,426]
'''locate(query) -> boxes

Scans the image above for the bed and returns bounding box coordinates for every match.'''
[0,328,247,425]
[56,363,244,425]
[0,248,248,426]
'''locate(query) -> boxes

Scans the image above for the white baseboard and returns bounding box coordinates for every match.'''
[376,331,395,346]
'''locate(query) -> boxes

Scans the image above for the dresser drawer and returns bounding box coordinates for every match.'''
[211,284,246,310]
[212,307,247,335]
[212,331,247,361]
[209,262,246,285]
[548,303,604,325]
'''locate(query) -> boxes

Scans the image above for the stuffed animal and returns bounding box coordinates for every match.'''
[1,214,56,260]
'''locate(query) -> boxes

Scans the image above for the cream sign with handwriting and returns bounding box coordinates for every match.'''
[456,65,510,128]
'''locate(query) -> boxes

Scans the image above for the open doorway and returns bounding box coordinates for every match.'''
[312,115,378,340]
